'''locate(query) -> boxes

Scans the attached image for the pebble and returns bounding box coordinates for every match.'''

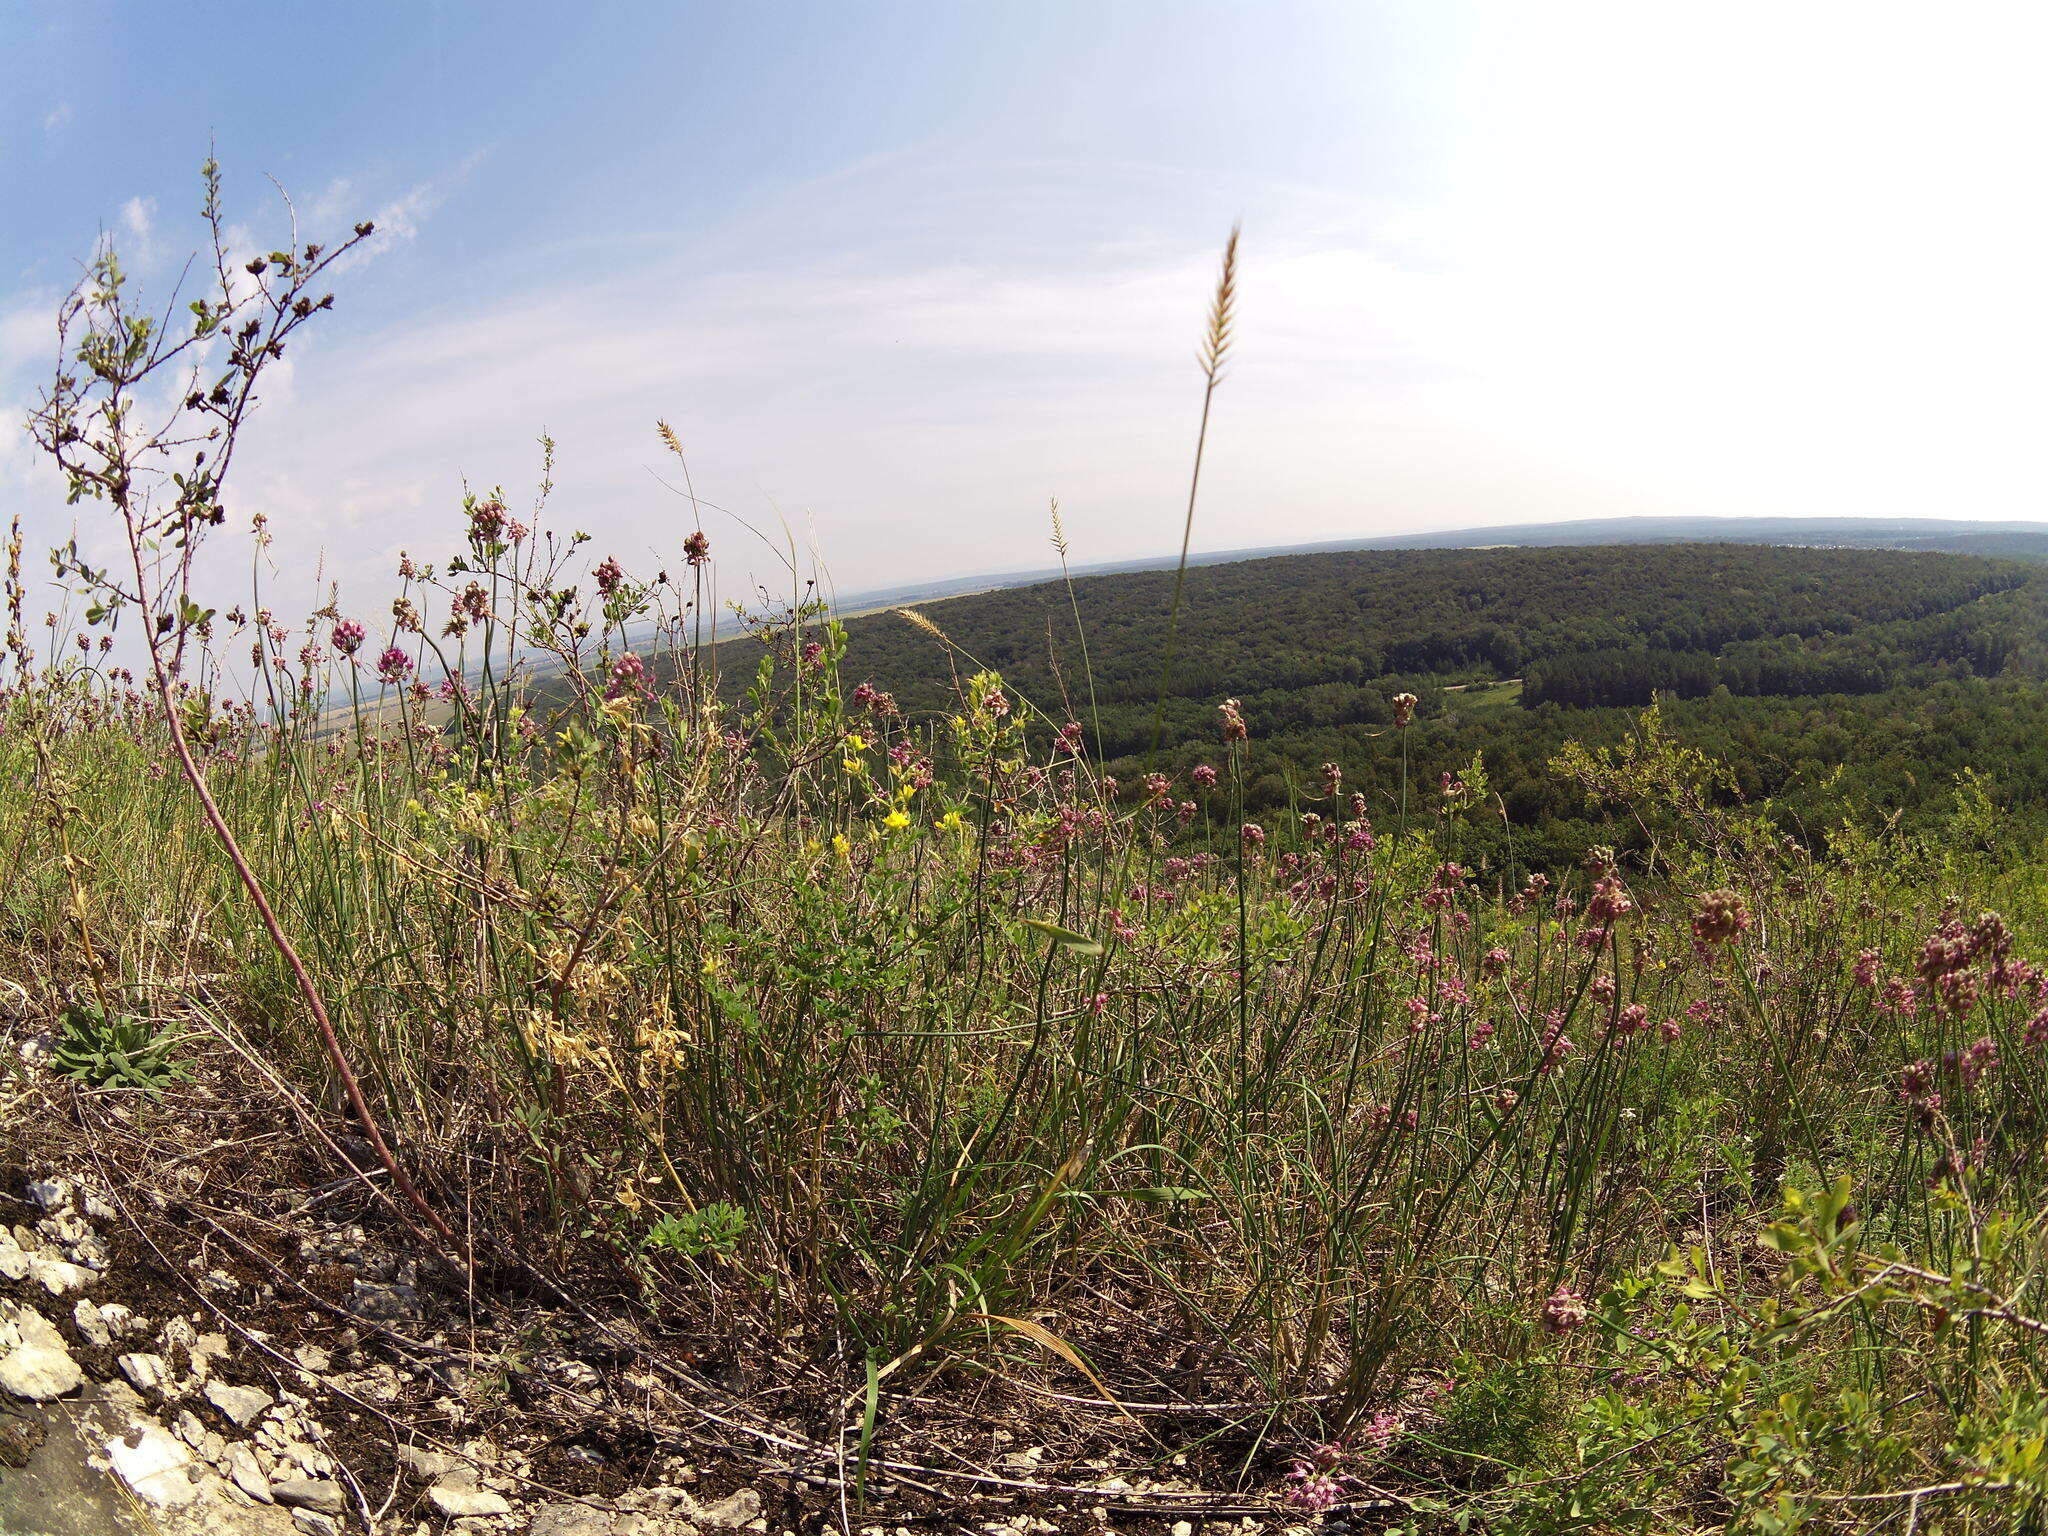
[427,1469,514,1517]
[272,1476,347,1513]
[0,1304,83,1400]
[26,1253,95,1296]
[204,1378,276,1427]
[350,1279,423,1321]
[119,1352,171,1396]
[397,1443,465,1481]
[225,1440,275,1502]
[691,1487,765,1529]
[72,1298,111,1347]
[104,1420,201,1507]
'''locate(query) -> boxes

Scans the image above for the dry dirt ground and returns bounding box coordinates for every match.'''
[0,1008,1391,1536]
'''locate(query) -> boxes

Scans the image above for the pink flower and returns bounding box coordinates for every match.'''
[1191,763,1218,789]
[1692,889,1752,945]
[375,645,413,685]
[1539,1285,1588,1334]
[1282,1466,1344,1513]
[1241,822,1266,846]
[605,652,648,701]
[330,619,366,657]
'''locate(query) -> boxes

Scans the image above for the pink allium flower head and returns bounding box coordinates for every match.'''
[1586,874,1633,926]
[605,652,648,701]
[1539,1285,1589,1334]
[331,618,366,657]
[1191,763,1218,789]
[1282,1466,1344,1513]
[1692,889,1752,945]
[468,496,506,542]
[375,645,413,686]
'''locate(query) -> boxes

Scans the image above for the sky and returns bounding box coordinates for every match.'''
[4,1,2048,626]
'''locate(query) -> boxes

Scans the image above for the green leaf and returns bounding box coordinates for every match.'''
[1019,918,1104,957]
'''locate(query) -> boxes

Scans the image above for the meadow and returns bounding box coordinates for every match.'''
[6,186,2048,1533]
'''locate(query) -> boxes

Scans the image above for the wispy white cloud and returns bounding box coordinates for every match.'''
[10,4,2048,644]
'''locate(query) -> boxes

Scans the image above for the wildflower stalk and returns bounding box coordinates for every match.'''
[1146,224,1238,767]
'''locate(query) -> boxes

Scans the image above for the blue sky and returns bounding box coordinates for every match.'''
[5,1,2047,622]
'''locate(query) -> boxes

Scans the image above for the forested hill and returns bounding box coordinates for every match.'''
[829,543,2048,866]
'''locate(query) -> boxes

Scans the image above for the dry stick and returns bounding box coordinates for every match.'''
[128,524,463,1270]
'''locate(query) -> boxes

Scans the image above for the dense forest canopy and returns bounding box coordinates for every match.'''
[806,543,2048,868]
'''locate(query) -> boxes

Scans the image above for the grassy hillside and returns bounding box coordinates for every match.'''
[814,542,2048,868]
[15,195,2048,1531]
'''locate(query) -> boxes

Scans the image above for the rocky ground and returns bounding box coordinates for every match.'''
[0,1022,1354,1536]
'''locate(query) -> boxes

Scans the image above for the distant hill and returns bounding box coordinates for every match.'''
[829,516,2048,614]
[818,540,2048,869]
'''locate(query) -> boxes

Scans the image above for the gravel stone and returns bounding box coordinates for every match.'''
[428,1469,514,1517]
[0,1305,83,1400]
[272,1476,346,1513]
[204,1378,276,1428]
[225,1440,275,1502]
[104,1420,202,1507]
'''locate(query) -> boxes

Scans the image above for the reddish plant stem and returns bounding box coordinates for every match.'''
[129,525,464,1265]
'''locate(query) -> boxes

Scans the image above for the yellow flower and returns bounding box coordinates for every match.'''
[937,809,965,831]
[700,953,721,975]
[883,809,911,830]
[831,832,851,858]
[844,731,868,751]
